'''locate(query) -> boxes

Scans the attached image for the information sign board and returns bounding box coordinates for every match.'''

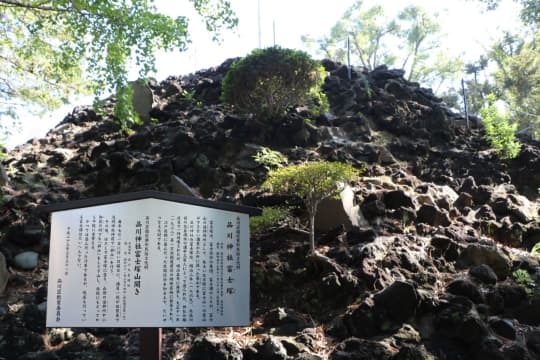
[45,193,255,328]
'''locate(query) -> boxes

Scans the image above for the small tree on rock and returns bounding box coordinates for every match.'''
[263,161,359,253]
[480,93,521,159]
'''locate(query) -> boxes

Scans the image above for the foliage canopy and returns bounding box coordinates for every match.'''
[221,46,328,120]
[458,3,540,136]
[489,31,540,134]
[0,0,237,132]
[475,0,540,26]
[480,94,521,159]
[250,206,291,236]
[302,1,462,92]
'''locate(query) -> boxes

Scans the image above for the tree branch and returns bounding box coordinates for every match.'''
[0,0,69,12]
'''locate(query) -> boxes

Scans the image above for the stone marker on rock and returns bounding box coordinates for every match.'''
[315,197,352,232]
[315,185,368,232]
[131,80,154,123]
[170,175,200,197]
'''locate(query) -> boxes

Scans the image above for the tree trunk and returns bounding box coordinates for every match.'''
[307,199,319,254]
[309,213,315,254]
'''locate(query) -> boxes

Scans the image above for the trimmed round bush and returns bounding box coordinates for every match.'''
[221,46,327,120]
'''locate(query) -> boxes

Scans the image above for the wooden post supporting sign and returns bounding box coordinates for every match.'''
[140,328,162,360]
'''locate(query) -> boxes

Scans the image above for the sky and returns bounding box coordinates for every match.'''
[6,0,522,148]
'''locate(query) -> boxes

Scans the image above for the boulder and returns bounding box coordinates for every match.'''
[56,332,96,358]
[258,336,288,360]
[430,235,460,261]
[473,185,494,205]
[383,190,414,210]
[454,192,474,210]
[488,318,516,340]
[394,345,436,360]
[373,281,419,323]
[186,334,243,360]
[329,337,393,360]
[496,284,528,308]
[526,330,540,358]
[459,176,477,195]
[417,204,451,227]
[457,244,512,279]
[360,193,386,220]
[469,264,498,285]
[457,313,489,345]
[515,293,540,326]
[13,251,39,270]
[370,65,405,80]
[523,226,540,251]
[262,308,311,336]
[446,279,484,304]
[341,300,380,338]
[475,205,497,221]
[493,220,525,247]
[345,227,377,245]
[22,304,46,333]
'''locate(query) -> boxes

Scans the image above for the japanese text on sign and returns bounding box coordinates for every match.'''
[46,198,250,327]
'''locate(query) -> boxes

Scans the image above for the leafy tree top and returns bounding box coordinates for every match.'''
[478,30,540,135]
[221,46,327,120]
[474,0,540,26]
[301,1,462,92]
[0,0,237,131]
[263,161,359,207]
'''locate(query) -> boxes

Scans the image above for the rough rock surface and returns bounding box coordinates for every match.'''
[0,252,7,296]
[0,59,538,359]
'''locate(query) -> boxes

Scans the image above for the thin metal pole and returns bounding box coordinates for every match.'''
[257,0,262,48]
[140,328,161,360]
[461,78,469,129]
[273,20,276,46]
[347,36,351,80]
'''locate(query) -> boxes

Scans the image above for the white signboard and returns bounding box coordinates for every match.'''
[46,198,250,327]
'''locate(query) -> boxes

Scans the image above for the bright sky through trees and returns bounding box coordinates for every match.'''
[152,0,521,78]
[7,0,520,148]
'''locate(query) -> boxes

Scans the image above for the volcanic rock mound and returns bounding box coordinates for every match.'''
[0,59,538,359]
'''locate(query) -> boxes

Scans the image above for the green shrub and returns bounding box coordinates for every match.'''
[532,242,540,257]
[253,147,288,170]
[513,269,535,297]
[221,46,328,120]
[480,94,521,159]
[263,161,361,253]
[250,206,291,235]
